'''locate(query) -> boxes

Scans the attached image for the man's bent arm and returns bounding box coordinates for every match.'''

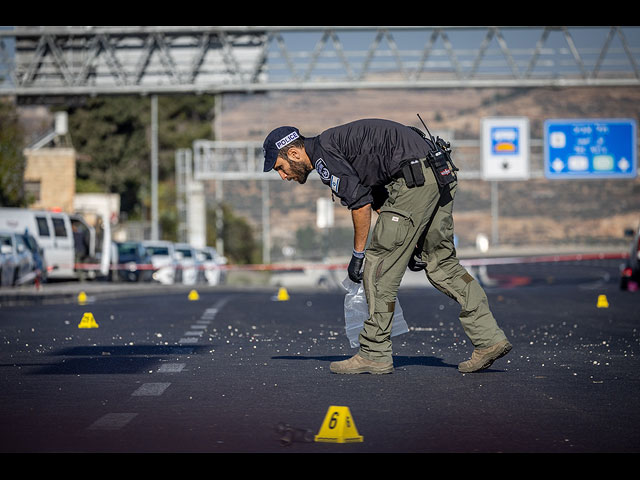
[351,204,372,252]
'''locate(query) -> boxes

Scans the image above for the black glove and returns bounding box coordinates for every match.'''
[348,252,364,283]
[407,245,427,272]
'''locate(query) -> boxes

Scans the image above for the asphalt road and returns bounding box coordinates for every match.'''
[0,259,638,453]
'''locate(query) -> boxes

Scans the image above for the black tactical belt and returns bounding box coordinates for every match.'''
[396,157,456,190]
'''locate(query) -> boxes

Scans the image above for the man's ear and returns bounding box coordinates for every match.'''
[287,146,303,161]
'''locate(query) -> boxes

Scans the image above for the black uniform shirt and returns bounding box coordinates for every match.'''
[303,118,433,210]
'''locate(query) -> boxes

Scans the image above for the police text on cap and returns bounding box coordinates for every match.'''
[275,131,299,150]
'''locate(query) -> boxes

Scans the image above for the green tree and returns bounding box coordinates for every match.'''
[66,96,150,217]
[65,94,216,221]
[157,95,216,179]
[158,180,178,242]
[207,204,261,265]
[65,94,260,255]
[0,100,26,207]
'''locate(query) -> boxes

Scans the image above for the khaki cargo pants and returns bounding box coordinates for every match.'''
[359,160,507,362]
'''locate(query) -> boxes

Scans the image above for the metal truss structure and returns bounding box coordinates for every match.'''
[189,139,549,182]
[2,26,640,96]
[192,140,265,180]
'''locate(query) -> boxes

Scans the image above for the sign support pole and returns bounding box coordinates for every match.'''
[491,181,499,246]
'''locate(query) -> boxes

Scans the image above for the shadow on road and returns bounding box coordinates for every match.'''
[7,344,213,375]
[271,354,459,369]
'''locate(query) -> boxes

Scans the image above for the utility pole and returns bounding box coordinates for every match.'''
[151,94,159,240]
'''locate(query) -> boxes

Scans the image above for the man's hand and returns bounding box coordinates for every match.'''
[407,244,427,271]
[408,252,427,271]
[348,252,364,283]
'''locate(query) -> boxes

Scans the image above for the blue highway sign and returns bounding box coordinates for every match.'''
[544,118,637,179]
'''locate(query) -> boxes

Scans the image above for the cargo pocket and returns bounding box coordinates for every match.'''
[371,206,413,252]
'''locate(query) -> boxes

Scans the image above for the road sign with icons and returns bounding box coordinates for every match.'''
[544,119,637,179]
[481,117,530,181]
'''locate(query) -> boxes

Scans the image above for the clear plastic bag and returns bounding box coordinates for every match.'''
[342,277,409,348]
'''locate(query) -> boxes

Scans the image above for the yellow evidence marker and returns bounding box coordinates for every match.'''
[315,406,363,443]
[77,291,88,305]
[276,287,290,301]
[597,294,609,308]
[188,289,199,301]
[78,312,99,329]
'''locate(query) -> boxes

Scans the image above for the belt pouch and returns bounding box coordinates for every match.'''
[401,159,425,188]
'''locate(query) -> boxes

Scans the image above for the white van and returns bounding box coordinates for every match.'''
[0,208,75,279]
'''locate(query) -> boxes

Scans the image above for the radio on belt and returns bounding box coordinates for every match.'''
[413,113,458,192]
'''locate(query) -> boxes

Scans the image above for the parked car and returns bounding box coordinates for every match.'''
[196,246,227,286]
[620,223,640,291]
[113,241,153,282]
[173,243,202,285]
[142,240,179,285]
[0,230,38,287]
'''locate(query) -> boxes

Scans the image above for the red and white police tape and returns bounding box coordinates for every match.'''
[66,251,629,273]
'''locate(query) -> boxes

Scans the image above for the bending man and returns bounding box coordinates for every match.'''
[262,119,511,374]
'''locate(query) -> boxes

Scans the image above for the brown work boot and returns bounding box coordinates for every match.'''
[330,353,394,374]
[458,339,512,373]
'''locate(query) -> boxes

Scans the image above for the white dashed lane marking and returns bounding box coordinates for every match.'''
[131,382,171,396]
[88,413,138,431]
[178,299,228,344]
[157,363,186,373]
[201,307,220,319]
[178,337,199,344]
[184,330,203,337]
[86,297,229,433]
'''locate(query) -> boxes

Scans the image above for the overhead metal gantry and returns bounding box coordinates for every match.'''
[2,26,640,96]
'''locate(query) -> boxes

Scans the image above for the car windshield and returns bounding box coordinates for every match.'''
[118,243,140,256]
[147,247,169,255]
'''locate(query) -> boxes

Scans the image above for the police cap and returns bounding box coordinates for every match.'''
[263,126,300,172]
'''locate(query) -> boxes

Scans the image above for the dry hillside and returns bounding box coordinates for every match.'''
[214,86,640,258]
